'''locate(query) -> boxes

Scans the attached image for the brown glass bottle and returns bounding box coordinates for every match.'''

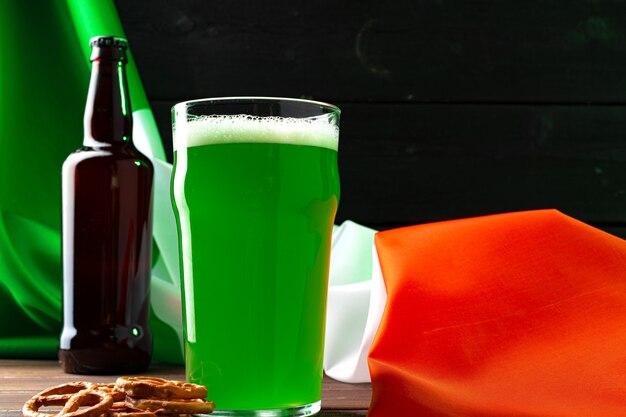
[59,36,153,374]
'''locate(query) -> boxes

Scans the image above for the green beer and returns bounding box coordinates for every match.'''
[172,105,340,414]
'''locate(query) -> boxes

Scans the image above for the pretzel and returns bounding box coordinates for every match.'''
[23,388,113,417]
[108,401,130,411]
[92,383,126,402]
[105,401,156,417]
[23,378,210,417]
[116,377,207,399]
[107,411,157,417]
[22,382,96,416]
[60,390,114,416]
[30,382,95,402]
[126,396,215,414]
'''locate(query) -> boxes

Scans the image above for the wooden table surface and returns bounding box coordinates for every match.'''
[0,360,370,416]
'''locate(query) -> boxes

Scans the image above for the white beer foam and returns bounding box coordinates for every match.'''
[174,115,339,151]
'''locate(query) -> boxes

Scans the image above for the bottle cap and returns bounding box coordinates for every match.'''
[89,36,129,62]
[90,36,128,49]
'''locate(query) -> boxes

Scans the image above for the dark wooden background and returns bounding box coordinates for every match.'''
[115,0,626,233]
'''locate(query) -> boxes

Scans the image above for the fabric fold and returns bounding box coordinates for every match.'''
[369,209,626,417]
[323,221,376,382]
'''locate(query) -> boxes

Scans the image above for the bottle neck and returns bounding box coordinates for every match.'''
[83,57,133,146]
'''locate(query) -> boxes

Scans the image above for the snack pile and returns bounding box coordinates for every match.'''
[22,376,215,417]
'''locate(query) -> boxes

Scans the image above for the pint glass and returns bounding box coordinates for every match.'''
[171,97,340,416]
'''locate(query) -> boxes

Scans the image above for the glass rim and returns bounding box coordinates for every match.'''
[173,96,340,115]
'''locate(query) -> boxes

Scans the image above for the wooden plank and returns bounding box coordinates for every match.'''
[151,100,626,228]
[0,360,370,415]
[116,0,626,103]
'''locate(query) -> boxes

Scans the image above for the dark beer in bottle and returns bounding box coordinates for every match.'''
[59,36,153,374]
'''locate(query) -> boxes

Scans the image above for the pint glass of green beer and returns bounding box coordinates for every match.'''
[171,97,340,416]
